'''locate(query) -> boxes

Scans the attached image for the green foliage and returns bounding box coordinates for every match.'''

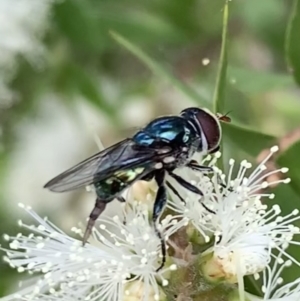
[277,141,300,196]
[212,0,229,114]
[286,0,300,85]
[222,122,276,157]
[212,0,229,171]
[228,67,294,95]
[110,31,208,106]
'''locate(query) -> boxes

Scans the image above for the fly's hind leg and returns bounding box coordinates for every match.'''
[83,198,108,245]
[116,196,127,225]
[153,170,167,272]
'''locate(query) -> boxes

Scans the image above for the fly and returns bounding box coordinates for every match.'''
[44,107,223,271]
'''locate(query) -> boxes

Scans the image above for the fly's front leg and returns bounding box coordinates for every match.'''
[187,160,232,194]
[153,169,167,272]
[209,145,220,154]
[168,171,215,214]
[187,160,214,174]
[83,198,108,245]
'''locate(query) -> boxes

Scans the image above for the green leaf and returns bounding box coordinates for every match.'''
[54,0,102,51]
[74,74,110,111]
[55,62,118,122]
[228,67,294,95]
[222,122,276,157]
[212,0,229,171]
[277,141,300,196]
[110,31,207,106]
[97,9,182,44]
[244,275,262,297]
[285,0,300,85]
[212,0,229,114]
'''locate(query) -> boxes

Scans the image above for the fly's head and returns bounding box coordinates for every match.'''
[180,107,221,155]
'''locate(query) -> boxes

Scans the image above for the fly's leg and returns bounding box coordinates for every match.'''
[153,170,167,272]
[168,171,204,196]
[168,171,215,215]
[187,160,214,174]
[166,180,185,204]
[187,160,223,187]
[116,196,127,225]
[141,171,155,181]
[117,196,126,203]
[209,145,220,154]
[187,160,233,194]
[83,199,107,245]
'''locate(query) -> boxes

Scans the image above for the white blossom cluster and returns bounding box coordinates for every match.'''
[1,146,300,301]
[0,0,55,103]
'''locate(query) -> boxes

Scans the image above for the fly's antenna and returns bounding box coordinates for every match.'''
[216,110,232,123]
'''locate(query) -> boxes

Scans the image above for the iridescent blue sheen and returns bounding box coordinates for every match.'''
[133,116,197,147]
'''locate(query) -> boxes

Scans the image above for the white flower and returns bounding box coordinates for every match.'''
[246,252,300,301]
[168,147,300,284]
[0,203,174,301]
[206,147,300,281]
[0,0,55,102]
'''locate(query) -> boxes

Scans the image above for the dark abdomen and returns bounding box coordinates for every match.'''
[94,167,146,200]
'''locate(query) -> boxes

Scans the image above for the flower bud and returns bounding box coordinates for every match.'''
[200,251,238,284]
[127,180,157,210]
[200,243,268,285]
[123,280,166,301]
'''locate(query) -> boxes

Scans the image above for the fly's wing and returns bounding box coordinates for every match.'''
[44,138,157,193]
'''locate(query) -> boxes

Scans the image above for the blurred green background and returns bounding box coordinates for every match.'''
[1,0,300,297]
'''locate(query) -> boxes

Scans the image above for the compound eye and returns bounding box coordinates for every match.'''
[195,109,221,152]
